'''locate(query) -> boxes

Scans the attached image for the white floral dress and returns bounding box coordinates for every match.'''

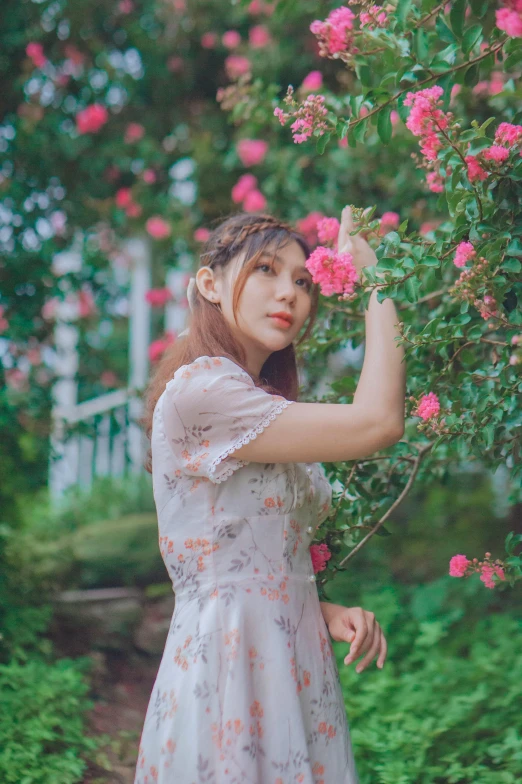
[134,355,359,784]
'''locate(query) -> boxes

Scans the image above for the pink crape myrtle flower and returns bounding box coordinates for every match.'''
[76,104,109,134]
[414,392,440,420]
[449,554,470,577]
[222,30,241,49]
[124,122,145,144]
[276,93,329,144]
[464,155,488,182]
[359,5,389,29]
[379,212,400,234]
[225,55,251,80]
[249,24,272,48]
[248,0,275,15]
[26,42,47,69]
[310,543,332,574]
[480,563,506,589]
[453,241,476,268]
[142,168,157,184]
[310,6,356,57]
[231,174,258,204]
[494,122,522,146]
[426,171,444,193]
[145,288,173,307]
[126,202,142,218]
[482,145,510,163]
[115,188,133,209]
[237,139,269,166]
[495,2,522,37]
[296,211,324,247]
[194,227,210,242]
[201,32,218,49]
[243,189,267,212]
[302,71,323,91]
[317,217,340,245]
[149,332,175,362]
[404,86,450,137]
[145,216,171,239]
[305,246,358,297]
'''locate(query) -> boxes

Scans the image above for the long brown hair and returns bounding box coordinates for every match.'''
[140,211,320,473]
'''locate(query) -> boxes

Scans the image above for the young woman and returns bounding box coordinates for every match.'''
[135,207,406,783]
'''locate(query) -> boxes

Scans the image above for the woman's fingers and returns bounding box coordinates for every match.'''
[343,607,369,664]
[355,627,384,673]
[338,205,354,254]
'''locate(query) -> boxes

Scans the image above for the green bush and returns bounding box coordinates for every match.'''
[336,584,522,784]
[0,657,105,784]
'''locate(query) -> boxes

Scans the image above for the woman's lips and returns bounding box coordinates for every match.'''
[269,315,293,328]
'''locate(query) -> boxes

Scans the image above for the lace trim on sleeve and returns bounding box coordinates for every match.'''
[207,399,295,484]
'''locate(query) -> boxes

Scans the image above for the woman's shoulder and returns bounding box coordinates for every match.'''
[167,355,252,389]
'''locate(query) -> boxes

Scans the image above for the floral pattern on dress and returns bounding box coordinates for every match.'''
[134,356,359,784]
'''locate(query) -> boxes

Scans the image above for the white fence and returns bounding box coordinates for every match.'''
[48,234,190,499]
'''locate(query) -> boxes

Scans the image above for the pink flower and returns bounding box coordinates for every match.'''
[379,212,400,234]
[426,171,445,193]
[222,30,241,49]
[145,287,173,307]
[225,55,251,80]
[168,56,184,73]
[118,0,134,13]
[237,139,269,166]
[414,392,440,420]
[317,217,340,245]
[359,4,389,29]
[310,6,356,57]
[404,86,450,138]
[495,6,522,37]
[126,202,142,218]
[482,145,510,163]
[248,0,275,15]
[494,122,522,146]
[249,25,272,48]
[231,173,258,203]
[296,211,324,247]
[145,216,171,239]
[115,188,133,209]
[142,168,157,184]
[310,543,332,573]
[26,42,47,69]
[449,554,470,577]
[480,563,506,589]
[302,71,323,91]
[419,220,441,236]
[288,93,329,144]
[194,227,210,242]
[78,288,96,318]
[201,32,218,49]
[305,246,358,297]
[464,155,488,182]
[124,122,145,143]
[453,241,476,268]
[243,189,267,212]
[148,332,175,363]
[76,104,109,134]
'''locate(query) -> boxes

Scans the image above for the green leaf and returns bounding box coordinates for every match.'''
[464,63,480,87]
[404,276,421,303]
[435,16,456,43]
[352,116,368,143]
[396,0,413,31]
[377,105,393,145]
[450,0,466,38]
[506,239,522,257]
[422,256,440,267]
[504,47,522,70]
[469,0,489,16]
[316,132,331,155]
[462,24,483,56]
[375,526,393,537]
[414,28,430,63]
[501,258,522,273]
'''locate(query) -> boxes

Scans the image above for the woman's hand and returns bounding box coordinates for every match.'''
[337,205,380,280]
[320,602,387,673]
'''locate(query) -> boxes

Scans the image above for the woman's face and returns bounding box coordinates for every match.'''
[200,239,313,375]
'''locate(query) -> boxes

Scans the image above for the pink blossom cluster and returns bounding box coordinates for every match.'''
[236,139,268,166]
[464,122,522,182]
[145,216,171,240]
[26,42,47,69]
[231,174,267,211]
[449,553,506,589]
[145,288,173,307]
[305,246,359,297]
[317,217,340,245]
[379,212,400,235]
[222,30,241,49]
[302,71,323,92]
[149,331,175,362]
[453,241,476,269]
[310,6,356,57]
[495,121,522,146]
[115,187,142,218]
[274,93,329,144]
[194,227,210,243]
[248,0,275,15]
[359,5,389,29]
[495,0,522,37]
[76,104,109,135]
[472,71,505,96]
[414,392,440,421]
[310,543,332,574]
[403,86,453,192]
[124,122,145,144]
[249,24,272,48]
[296,211,325,247]
[224,55,251,80]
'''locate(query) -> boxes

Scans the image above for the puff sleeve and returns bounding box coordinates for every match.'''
[159,355,295,483]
